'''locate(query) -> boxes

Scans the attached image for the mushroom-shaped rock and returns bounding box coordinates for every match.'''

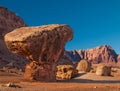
[5,24,73,81]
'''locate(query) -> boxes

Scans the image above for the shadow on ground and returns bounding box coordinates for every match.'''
[57,73,120,84]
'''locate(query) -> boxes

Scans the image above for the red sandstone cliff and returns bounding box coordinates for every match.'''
[0,6,28,70]
[65,45,118,65]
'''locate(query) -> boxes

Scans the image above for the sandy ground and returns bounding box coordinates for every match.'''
[0,70,120,91]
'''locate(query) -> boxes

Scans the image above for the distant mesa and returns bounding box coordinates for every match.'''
[65,45,119,66]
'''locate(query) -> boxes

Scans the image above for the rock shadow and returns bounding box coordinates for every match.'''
[57,73,120,84]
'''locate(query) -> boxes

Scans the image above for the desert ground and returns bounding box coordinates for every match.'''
[0,65,120,91]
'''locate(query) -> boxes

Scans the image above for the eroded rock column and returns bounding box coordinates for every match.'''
[4,24,73,81]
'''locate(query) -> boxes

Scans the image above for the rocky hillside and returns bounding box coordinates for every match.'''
[0,6,28,70]
[65,45,118,65]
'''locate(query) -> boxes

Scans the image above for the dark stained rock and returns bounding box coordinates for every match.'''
[117,55,120,66]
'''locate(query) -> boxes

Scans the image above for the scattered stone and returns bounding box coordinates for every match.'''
[56,65,77,80]
[0,82,21,88]
[5,24,73,81]
[76,59,91,72]
[93,86,97,88]
[96,65,111,76]
[6,82,21,88]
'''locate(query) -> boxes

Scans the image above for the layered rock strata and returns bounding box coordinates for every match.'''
[65,45,118,65]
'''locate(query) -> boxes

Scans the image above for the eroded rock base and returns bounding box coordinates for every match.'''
[24,61,56,82]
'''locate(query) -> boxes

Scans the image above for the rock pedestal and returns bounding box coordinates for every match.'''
[5,24,73,81]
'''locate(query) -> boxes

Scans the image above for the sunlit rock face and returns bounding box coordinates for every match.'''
[5,24,73,81]
[0,6,27,70]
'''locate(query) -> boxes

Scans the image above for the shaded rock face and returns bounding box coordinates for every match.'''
[117,55,120,62]
[96,65,111,76]
[0,6,26,37]
[0,6,28,70]
[56,65,77,80]
[117,55,120,66]
[76,59,91,72]
[56,55,73,66]
[65,45,118,65]
[64,50,81,62]
[5,24,73,81]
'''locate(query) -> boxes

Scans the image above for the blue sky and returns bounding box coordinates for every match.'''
[0,0,120,53]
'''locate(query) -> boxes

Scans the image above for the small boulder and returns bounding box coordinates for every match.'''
[76,59,91,72]
[56,65,77,80]
[96,65,111,76]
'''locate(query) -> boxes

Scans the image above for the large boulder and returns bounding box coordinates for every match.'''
[5,24,73,81]
[96,65,111,76]
[76,59,91,72]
